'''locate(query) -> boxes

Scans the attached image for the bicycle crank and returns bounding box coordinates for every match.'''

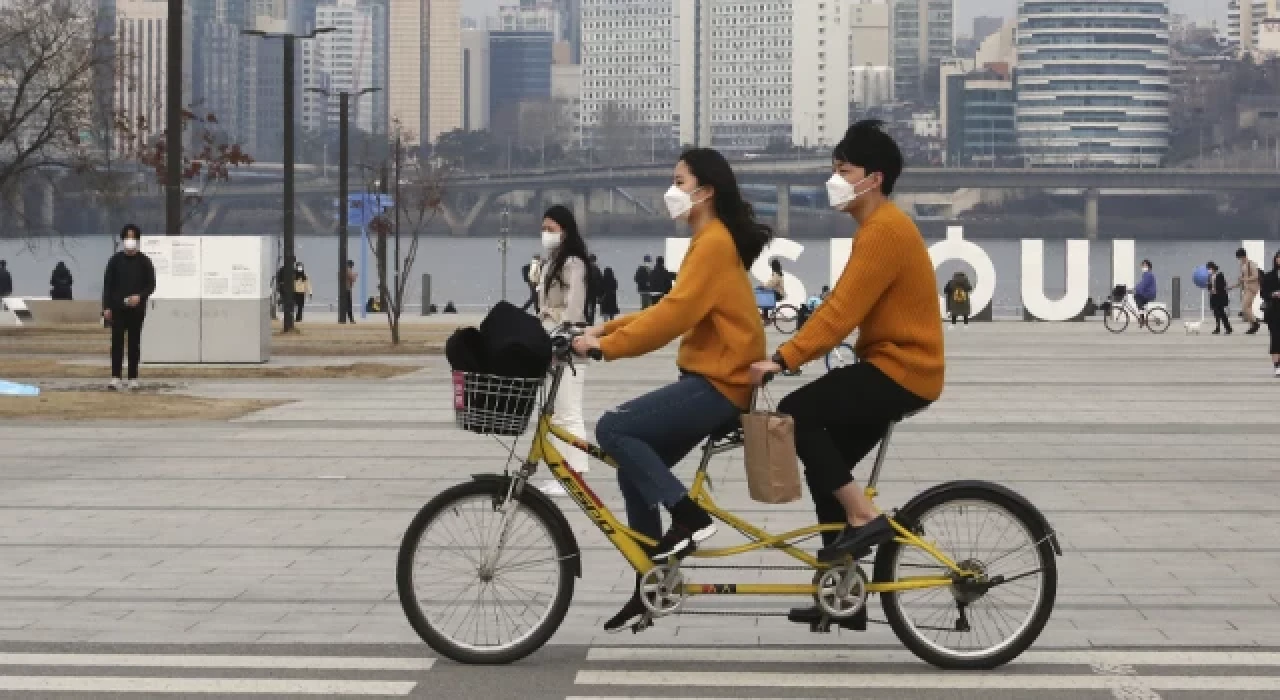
[639,564,688,618]
[815,564,868,620]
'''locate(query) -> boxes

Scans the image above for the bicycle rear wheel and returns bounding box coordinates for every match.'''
[397,479,576,664]
[1103,307,1129,333]
[874,485,1058,670]
[773,304,800,334]
[1145,308,1170,334]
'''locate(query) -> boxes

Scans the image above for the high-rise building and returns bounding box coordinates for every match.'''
[850,0,893,109]
[973,16,1003,44]
[1016,0,1171,167]
[945,66,1016,165]
[388,0,462,146]
[1228,1,1279,52]
[300,1,387,136]
[891,0,954,103]
[114,0,192,150]
[191,1,253,149]
[489,31,554,129]
[249,15,291,160]
[461,29,491,132]
[489,1,563,40]
[580,0,679,148]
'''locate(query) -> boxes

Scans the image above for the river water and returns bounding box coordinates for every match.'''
[2,234,1274,317]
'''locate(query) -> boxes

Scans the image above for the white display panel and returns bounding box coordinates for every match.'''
[142,236,201,300]
[200,236,270,300]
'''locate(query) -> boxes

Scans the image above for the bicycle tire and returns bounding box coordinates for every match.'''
[1103,307,1129,333]
[1145,308,1170,334]
[874,485,1058,670]
[773,304,800,334]
[397,479,576,664]
[825,343,856,372]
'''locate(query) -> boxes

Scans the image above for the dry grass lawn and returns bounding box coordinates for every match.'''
[0,392,284,421]
[0,321,455,357]
[1,359,422,380]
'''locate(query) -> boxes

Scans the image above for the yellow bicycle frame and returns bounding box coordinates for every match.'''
[523,413,968,598]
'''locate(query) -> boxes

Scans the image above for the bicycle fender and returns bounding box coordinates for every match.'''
[897,480,1062,557]
[470,473,583,577]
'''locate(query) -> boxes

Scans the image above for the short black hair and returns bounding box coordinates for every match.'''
[120,224,141,239]
[1142,259,1152,268]
[1207,261,1218,271]
[832,119,904,196]
[1236,247,1248,258]
[347,260,354,267]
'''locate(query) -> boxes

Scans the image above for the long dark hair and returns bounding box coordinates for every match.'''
[679,148,772,267]
[542,204,589,289]
[1273,251,1280,271]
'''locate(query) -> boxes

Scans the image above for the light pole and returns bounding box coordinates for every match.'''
[242,26,336,333]
[306,86,380,324]
[499,205,511,302]
[165,0,183,235]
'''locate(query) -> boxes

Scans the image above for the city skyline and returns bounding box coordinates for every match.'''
[461,0,1228,34]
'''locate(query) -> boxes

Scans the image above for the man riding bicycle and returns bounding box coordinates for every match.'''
[750,120,945,626]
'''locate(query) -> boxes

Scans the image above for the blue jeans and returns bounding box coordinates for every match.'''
[596,374,740,541]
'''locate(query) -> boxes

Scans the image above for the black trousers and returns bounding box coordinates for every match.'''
[777,361,930,546]
[1212,304,1232,332]
[1268,317,1280,354]
[339,290,355,323]
[294,293,306,322]
[110,307,145,380]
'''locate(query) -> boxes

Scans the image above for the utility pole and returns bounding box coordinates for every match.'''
[242,27,337,333]
[165,0,183,235]
[499,205,510,302]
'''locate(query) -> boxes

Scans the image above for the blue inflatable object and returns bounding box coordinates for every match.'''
[0,380,39,397]
[1192,265,1210,289]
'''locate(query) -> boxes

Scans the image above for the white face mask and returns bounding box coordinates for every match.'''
[664,185,704,220]
[826,173,873,211]
[1142,266,1150,273]
[122,238,139,252]
[541,230,562,251]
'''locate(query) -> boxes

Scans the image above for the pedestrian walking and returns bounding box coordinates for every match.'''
[50,261,73,300]
[600,267,620,321]
[1261,251,1280,377]
[1207,261,1232,335]
[765,259,786,303]
[0,260,12,298]
[521,254,542,313]
[101,224,156,391]
[634,255,653,309]
[340,260,357,323]
[536,205,593,496]
[650,256,673,303]
[585,253,604,325]
[292,262,312,322]
[1232,248,1262,335]
[943,271,973,327]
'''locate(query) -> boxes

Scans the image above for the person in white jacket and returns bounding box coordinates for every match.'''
[537,205,592,495]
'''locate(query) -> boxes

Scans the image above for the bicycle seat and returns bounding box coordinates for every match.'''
[708,416,743,443]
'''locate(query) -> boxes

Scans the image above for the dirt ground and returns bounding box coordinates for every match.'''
[0,392,284,421]
[0,359,423,380]
[0,321,454,357]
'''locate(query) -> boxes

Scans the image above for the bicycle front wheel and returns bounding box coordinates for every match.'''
[773,304,800,334]
[397,479,576,664]
[1145,308,1170,334]
[874,485,1058,670]
[1103,307,1129,333]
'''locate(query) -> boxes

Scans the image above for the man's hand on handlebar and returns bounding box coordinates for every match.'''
[572,334,603,361]
[749,360,782,386]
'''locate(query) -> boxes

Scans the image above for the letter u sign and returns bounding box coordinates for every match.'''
[928,227,996,320]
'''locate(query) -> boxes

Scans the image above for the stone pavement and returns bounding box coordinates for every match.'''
[1,322,1279,697]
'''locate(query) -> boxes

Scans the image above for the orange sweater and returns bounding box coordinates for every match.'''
[599,219,765,409]
[778,202,945,401]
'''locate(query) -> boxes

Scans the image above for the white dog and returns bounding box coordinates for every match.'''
[1184,321,1202,334]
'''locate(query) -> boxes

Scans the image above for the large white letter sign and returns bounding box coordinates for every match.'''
[751,238,808,304]
[1244,239,1266,319]
[665,237,692,273]
[1021,239,1090,321]
[831,238,852,289]
[1111,239,1135,291]
[928,226,996,320]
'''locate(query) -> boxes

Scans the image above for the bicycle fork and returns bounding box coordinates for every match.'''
[479,471,528,579]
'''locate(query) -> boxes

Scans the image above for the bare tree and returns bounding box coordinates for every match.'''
[364,132,447,345]
[593,100,646,165]
[0,0,107,233]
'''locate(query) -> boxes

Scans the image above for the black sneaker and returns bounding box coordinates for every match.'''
[604,575,649,633]
[1247,322,1261,335]
[788,604,867,631]
[652,497,716,560]
[817,515,893,563]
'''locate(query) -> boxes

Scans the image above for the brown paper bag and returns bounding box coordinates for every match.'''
[741,410,802,504]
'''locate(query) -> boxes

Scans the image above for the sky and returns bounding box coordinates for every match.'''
[459,0,1228,35]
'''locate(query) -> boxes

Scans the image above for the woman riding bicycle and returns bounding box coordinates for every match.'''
[572,148,772,632]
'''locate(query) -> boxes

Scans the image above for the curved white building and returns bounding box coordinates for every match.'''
[1015,0,1171,167]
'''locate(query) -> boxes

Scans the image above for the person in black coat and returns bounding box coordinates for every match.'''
[50,262,74,300]
[1207,261,1233,335]
[102,225,156,390]
[600,267,620,321]
[585,254,604,324]
[649,256,673,302]
[0,260,12,298]
[1261,251,1280,377]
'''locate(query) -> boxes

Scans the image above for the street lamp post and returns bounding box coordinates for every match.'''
[242,26,336,333]
[306,87,380,324]
[165,0,183,236]
[499,205,511,302]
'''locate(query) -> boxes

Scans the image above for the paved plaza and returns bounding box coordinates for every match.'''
[1,322,1279,698]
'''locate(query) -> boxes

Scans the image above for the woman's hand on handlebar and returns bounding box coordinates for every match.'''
[572,334,602,360]
[582,324,606,339]
[749,360,782,386]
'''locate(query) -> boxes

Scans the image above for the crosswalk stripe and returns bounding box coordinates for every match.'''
[574,671,1280,692]
[586,647,1280,667]
[0,653,433,671]
[0,676,417,695]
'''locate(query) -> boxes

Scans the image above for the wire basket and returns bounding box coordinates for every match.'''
[1111,284,1128,302]
[452,371,544,436]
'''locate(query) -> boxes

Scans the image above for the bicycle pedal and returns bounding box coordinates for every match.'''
[631,615,654,634]
[810,619,833,634]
